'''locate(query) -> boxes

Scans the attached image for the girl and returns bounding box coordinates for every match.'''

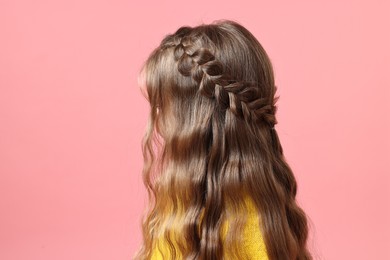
[134,19,312,260]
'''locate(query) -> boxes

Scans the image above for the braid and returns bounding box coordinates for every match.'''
[170,35,277,128]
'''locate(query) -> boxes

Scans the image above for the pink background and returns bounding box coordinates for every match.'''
[0,1,389,259]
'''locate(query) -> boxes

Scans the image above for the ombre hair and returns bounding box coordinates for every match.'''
[134,19,313,260]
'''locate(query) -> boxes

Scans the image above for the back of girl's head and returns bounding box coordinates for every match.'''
[141,19,278,140]
[135,19,312,260]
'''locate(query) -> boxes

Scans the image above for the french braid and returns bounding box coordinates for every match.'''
[164,33,278,129]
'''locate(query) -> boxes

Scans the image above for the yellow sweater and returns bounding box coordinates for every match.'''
[151,194,269,259]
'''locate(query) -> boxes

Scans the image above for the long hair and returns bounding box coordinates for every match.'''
[133,19,313,260]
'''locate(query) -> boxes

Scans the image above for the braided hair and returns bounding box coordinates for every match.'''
[164,29,278,129]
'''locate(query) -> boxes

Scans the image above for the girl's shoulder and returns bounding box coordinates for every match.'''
[220,194,269,259]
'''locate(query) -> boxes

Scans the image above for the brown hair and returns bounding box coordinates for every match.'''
[134,19,313,260]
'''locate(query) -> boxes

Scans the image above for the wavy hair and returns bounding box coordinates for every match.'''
[133,19,313,260]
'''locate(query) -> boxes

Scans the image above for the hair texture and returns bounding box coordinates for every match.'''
[133,19,313,260]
